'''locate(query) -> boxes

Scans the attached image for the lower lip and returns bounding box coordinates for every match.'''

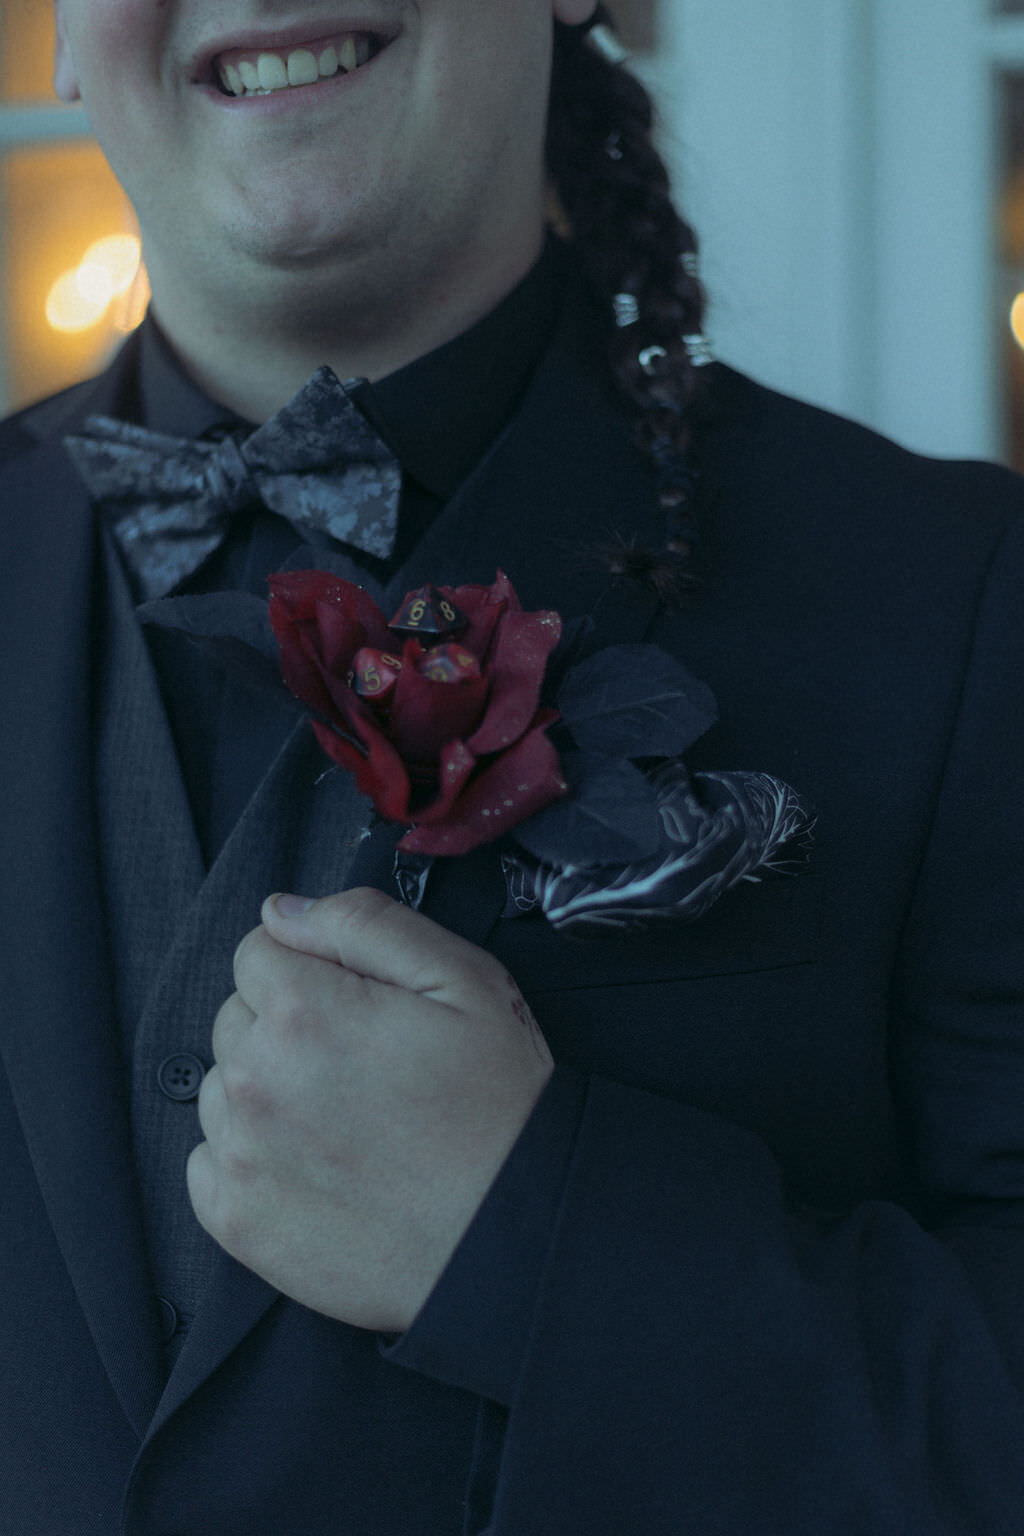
[198,43,393,114]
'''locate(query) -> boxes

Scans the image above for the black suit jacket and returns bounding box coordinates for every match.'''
[2,281,1024,1534]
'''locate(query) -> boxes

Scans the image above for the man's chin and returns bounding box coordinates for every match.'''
[214,188,392,275]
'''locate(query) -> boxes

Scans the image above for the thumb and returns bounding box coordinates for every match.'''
[260,887,495,1002]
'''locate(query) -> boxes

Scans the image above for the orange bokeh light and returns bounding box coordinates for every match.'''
[46,232,146,336]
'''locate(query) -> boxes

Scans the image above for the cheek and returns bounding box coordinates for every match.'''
[414,12,552,172]
[60,1,177,196]
[58,0,165,106]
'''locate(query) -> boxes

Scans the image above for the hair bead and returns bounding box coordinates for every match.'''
[683,333,714,367]
[613,293,641,328]
[586,23,632,67]
[639,345,669,375]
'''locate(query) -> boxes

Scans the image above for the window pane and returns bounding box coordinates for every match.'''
[999,72,1024,472]
[1,141,148,411]
[1,0,58,103]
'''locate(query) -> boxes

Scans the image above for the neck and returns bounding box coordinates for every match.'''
[142,224,547,424]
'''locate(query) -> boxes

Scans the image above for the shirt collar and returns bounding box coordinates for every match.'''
[136,233,569,501]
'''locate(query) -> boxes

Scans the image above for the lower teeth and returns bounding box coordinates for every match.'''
[235,77,342,98]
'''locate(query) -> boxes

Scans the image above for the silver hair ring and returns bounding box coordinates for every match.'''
[586,24,631,66]
[639,345,668,375]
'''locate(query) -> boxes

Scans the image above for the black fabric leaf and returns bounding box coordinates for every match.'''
[511,752,663,866]
[556,644,719,758]
[541,614,597,706]
[138,592,308,720]
[139,591,279,660]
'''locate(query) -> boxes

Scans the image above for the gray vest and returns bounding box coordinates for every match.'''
[94,535,372,1368]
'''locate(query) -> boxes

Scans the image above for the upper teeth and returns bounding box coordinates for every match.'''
[217,33,377,96]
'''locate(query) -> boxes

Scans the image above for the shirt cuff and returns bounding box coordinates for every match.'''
[381,1063,588,1405]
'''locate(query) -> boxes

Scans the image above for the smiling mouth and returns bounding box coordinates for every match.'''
[211,31,394,98]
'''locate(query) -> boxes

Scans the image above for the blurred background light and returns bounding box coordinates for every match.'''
[1011,291,1024,351]
[84,233,142,295]
[43,229,147,337]
[45,267,107,333]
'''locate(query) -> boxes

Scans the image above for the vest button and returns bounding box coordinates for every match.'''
[157,1052,206,1102]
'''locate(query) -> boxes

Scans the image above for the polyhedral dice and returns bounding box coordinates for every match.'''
[350,647,404,702]
[417,643,482,684]
[389,584,468,640]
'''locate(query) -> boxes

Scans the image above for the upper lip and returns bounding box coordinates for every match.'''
[190,16,401,82]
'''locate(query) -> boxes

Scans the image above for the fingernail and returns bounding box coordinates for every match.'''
[274,893,315,918]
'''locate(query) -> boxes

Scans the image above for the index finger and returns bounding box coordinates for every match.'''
[260,887,502,1008]
[232,921,348,1016]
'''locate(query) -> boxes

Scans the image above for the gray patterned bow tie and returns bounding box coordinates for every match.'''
[63,365,402,601]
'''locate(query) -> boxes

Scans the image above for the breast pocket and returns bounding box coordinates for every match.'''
[488,872,828,1127]
[487,869,824,995]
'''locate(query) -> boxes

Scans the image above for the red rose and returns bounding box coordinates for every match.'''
[267,569,567,854]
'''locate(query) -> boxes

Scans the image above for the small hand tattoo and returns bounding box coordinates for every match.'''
[506,973,549,1064]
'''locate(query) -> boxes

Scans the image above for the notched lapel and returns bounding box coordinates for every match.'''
[368,278,671,952]
[385,279,666,639]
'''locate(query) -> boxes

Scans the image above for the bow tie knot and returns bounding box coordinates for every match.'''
[63,365,403,601]
[203,432,261,518]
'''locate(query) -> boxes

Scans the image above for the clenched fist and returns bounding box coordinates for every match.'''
[187,887,553,1334]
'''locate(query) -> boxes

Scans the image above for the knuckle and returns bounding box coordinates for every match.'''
[210,997,236,1059]
[272,995,327,1045]
[474,948,507,988]
[334,885,392,936]
[212,1200,249,1257]
[195,1065,218,1128]
[233,922,268,979]
[219,1133,257,1188]
[220,1057,272,1119]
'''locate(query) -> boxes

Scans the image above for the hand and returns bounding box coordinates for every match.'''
[187,887,554,1333]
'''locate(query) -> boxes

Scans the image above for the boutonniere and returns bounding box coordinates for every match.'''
[142,570,813,933]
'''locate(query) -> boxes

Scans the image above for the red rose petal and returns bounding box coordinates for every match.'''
[407,738,478,826]
[399,712,566,856]
[312,714,411,823]
[389,646,490,770]
[441,575,518,661]
[269,572,390,716]
[319,669,377,735]
[269,602,338,717]
[469,570,522,613]
[467,606,562,757]
[268,569,353,623]
[316,592,391,673]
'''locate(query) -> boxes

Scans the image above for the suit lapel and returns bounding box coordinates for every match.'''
[386,277,664,634]
[0,344,167,1437]
[376,276,666,943]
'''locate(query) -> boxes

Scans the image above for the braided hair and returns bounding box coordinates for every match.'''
[546,6,710,596]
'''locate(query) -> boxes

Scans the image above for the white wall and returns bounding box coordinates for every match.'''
[639,0,1001,463]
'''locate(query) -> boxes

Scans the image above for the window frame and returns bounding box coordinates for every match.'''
[0,101,90,414]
